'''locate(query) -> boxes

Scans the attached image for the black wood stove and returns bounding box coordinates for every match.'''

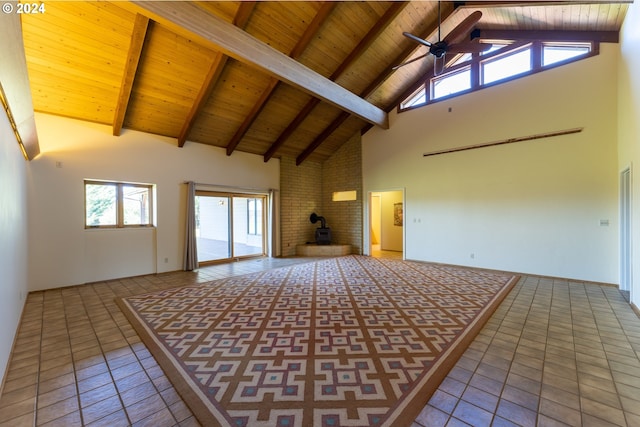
[310,213,331,245]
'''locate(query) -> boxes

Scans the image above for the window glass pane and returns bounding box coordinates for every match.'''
[450,53,472,66]
[543,45,590,66]
[196,195,231,262]
[482,49,531,84]
[432,68,471,100]
[247,199,256,235]
[233,196,263,257]
[86,183,117,226]
[401,86,426,109]
[482,44,508,55]
[123,185,150,225]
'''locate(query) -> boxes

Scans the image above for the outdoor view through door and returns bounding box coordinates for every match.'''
[195,192,266,263]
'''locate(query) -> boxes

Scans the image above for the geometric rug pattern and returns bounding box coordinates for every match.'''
[117,256,519,427]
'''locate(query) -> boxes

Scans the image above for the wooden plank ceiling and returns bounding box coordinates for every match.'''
[20,1,628,165]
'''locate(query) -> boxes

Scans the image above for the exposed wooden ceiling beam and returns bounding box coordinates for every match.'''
[0,9,39,160]
[361,4,462,135]
[365,3,457,101]
[178,2,256,148]
[225,2,336,156]
[296,112,350,166]
[263,98,321,162]
[113,13,149,137]
[130,1,388,130]
[265,2,409,163]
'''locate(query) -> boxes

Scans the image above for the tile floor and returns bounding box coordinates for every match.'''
[1,256,639,426]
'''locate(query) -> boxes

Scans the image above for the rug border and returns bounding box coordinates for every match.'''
[381,273,520,426]
[116,297,231,426]
[115,259,520,427]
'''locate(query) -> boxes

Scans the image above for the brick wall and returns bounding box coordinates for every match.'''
[279,132,363,256]
[279,156,323,256]
[321,133,363,254]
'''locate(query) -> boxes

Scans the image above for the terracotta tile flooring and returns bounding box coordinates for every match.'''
[1,256,640,426]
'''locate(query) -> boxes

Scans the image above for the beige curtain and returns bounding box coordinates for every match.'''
[268,189,281,257]
[183,181,198,270]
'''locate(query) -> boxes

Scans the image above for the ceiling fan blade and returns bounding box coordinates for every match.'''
[447,42,493,54]
[392,53,430,70]
[403,32,433,48]
[443,10,483,46]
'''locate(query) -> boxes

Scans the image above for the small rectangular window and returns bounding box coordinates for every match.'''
[85,180,154,228]
[332,190,357,202]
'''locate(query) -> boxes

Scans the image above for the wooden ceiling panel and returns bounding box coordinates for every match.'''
[478,3,628,32]
[22,2,136,124]
[124,22,215,137]
[245,2,322,55]
[186,60,275,146]
[18,1,629,164]
[308,118,366,163]
[272,104,342,158]
[194,1,242,23]
[296,2,390,79]
[238,85,314,156]
[350,3,436,75]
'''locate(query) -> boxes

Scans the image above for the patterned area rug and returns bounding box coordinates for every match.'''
[117,256,518,427]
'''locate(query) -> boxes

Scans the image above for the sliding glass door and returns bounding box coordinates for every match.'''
[195,191,266,263]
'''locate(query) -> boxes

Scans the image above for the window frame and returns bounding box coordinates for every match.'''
[84,179,155,229]
[398,38,596,112]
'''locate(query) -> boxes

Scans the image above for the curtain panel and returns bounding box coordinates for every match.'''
[183,181,198,270]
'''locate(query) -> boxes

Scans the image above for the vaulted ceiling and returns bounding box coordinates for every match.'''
[19,1,628,165]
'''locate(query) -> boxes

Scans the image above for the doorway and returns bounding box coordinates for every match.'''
[369,190,404,259]
[195,191,266,264]
[620,167,632,294]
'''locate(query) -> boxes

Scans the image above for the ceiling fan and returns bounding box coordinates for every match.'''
[395,3,492,75]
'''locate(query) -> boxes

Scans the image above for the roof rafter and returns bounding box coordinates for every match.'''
[178,2,256,148]
[113,13,149,137]
[129,1,388,131]
[296,112,350,166]
[225,2,337,156]
[279,2,410,164]
[361,4,463,135]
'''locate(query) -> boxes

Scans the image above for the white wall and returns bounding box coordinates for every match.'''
[380,190,403,251]
[364,44,619,283]
[618,1,640,305]
[0,107,29,388]
[28,113,279,291]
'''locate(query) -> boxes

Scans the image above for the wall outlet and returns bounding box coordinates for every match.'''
[470,253,475,259]
[164,257,169,263]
